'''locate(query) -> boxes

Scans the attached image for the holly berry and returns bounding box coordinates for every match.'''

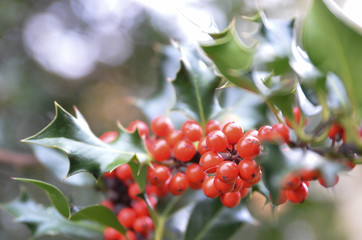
[285,107,307,129]
[222,121,244,144]
[151,116,174,137]
[206,120,221,134]
[185,164,206,185]
[328,123,344,140]
[272,123,290,143]
[200,151,223,173]
[232,177,244,192]
[281,172,302,190]
[298,168,320,181]
[104,227,123,240]
[220,191,242,208]
[236,136,261,159]
[318,174,339,188]
[99,131,118,143]
[150,139,171,162]
[132,216,154,237]
[238,159,261,182]
[131,200,149,217]
[258,125,273,142]
[206,130,228,152]
[115,164,133,182]
[173,139,196,162]
[166,130,184,147]
[198,137,210,154]
[285,182,308,203]
[183,122,203,142]
[202,176,220,198]
[216,161,239,184]
[168,173,189,195]
[128,182,141,200]
[117,208,137,228]
[148,165,171,186]
[127,120,149,138]
[214,177,235,193]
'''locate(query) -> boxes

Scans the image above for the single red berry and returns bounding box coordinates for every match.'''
[232,177,244,192]
[132,216,154,237]
[236,136,261,159]
[206,130,228,152]
[200,151,223,173]
[221,191,242,208]
[154,182,169,197]
[151,116,174,137]
[127,120,149,138]
[281,172,302,190]
[206,120,221,134]
[117,208,137,228]
[185,163,206,185]
[173,139,196,162]
[239,187,249,198]
[271,123,290,143]
[166,130,184,147]
[258,125,273,142]
[103,170,116,178]
[181,120,197,133]
[328,123,344,140]
[222,121,244,144]
[115,164,133,182]
[104,227,123,240]
[216,161,239,184]
[243,130,258,138]
[318,174,339,188]
[238,159,261,182]
[151,139,171,162]
[285,107,308,129]
[132,200,149,217]
[214,177,235,193]
[168,173,189,195]
[247,168,262,185]
[198,137,210,154]
[183,122,203,142]
[298,168,320,181]
[99,131,118,143]
[202,176,220,198]
[119,231,137,240]
[148,165,171,186]
[286,182,308,203]
[188,180,203,190]
[128,182,141,200]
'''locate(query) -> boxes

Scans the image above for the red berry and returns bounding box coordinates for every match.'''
[173,139,196,162]
[132,200,149,217]
[318,174,339,188]
[183,122,203,142]
[214,177,234,193]
[168,173,189,195]
[128,182,141,200]
[115,164,133,182]
[132,216,154,237]
[99,131,118,143]
[202,176,220,198]
[151,116,174,137]
[101,200,114,210]
[148,165,171,186]
[232,177,244,192]
[298,168,320,181]
[104,227,123,240]
[185,164,206,185]
[119,231,137,240]
[117,208,137,228]
[285,107,307,129]
[238,159,261,182]
[247,169,262,185]
[220,191,242,208]
[181,120,197,133]
[236,136,261,159]
[188,180,203,190]
[328,123,344,140]
[286,182,308,203]
[239,187,249,198]
[243,130,258,138]
[216,161,239,184]
[206,130,228,152]
[154,182,169,197]
[258,125,273,142]
[222,121,244,144]
[166,130,184,147]
[151,139,171,162]
[200,151,223,173]
[271,123,290,143]
[198,137,210,154]
[281,172,302,190]
[206,120,221,134]
[127,120,149,138]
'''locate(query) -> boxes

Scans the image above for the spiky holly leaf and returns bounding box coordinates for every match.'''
[0,192,103,239]
[12,178,70,218]
[183,197,255,240]
[171,47,222,127]
[22,102,149,180]
[303,0,362,143]
[201,19,257,93]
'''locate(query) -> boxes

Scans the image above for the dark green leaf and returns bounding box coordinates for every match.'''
[183,197,255,240]
[171,47,222,126]
[201,20,257,93]
[70,205,126,235]
[22,102,149,179]
[1,192,103,239]
[13,178,70,218]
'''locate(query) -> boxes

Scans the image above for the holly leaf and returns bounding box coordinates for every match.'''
[70,205,126,235]
[303,0,362,140]
[171,47,222,126]
[201,19,257,93]
[12,178,70,218]
[0,192,103,239]
[183,197,255,240]
[22,102,149,180]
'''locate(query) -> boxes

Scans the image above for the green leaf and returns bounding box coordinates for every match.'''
[22,102,149,179]
[303,0,362,140]
[201,19,257,93]
[183,197,255,240]
[171,47,222,126]
[70,205,126,235]
[1,192,103,239]
[12,178,70,218]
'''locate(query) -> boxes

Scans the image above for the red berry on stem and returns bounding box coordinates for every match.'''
[151,116,174,137]
[148,165,171,186]
[119,231,137,240]
[281,172,302,190]
[221,191,242,208]
[99,131,118,143]
[151,139,171,162]
[128,182,141,200]
[166,130,184,147]
[232,177,244,192]
[117,208,137,228]
[318,174,339,188]
[328,123,344,140]
[115,164,133,182]
[183,122,203,142]
[206,120,221,134]
[272,123,290,143]
[286,182,308,203]
[258,125,273,142]
[236,136,261,159]
[222,121,244,144]
[181,120,197,133]
[173,139,196,162]
[214,177,235,193]
[216,161,239,184]
[168,173,189,195]
[132,216,154,237]
[238,159,261,182]
[127,120,149,138]
[206,130,228,152]
[104,227,123,240]
[202,176,220,198]
[200,151,223,173]
[239,187,249,198]
[298,168,320,181]
[198,137,210,154]
[186,163,206,185]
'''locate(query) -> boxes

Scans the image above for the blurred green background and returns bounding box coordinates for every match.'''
[1,0,362,239]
